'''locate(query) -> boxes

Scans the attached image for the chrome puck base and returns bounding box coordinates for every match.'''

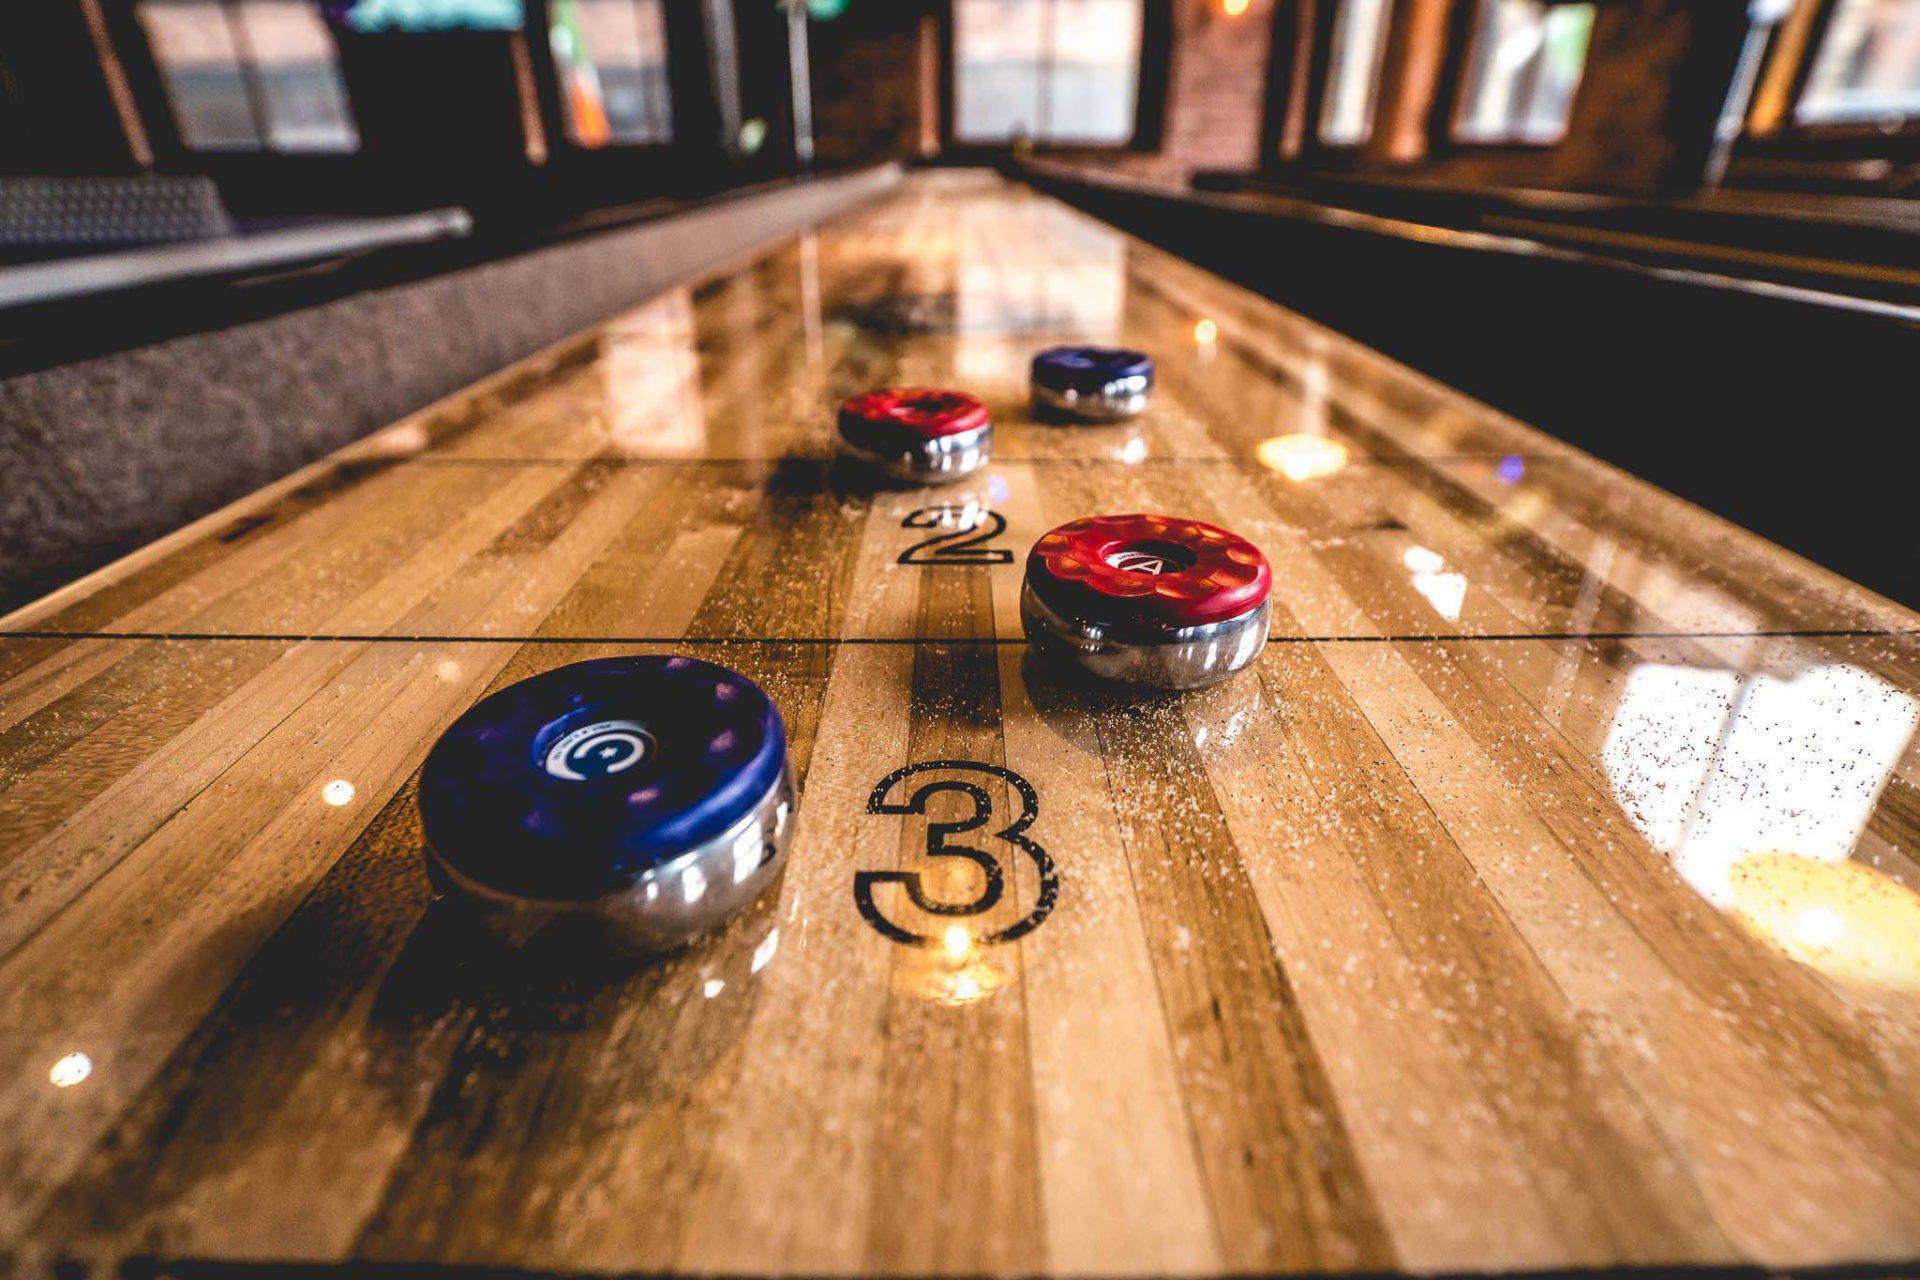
[1031,379,1150,422]
[842,422,992,485]
[1020,581,1270,690]
[427,764,796,952]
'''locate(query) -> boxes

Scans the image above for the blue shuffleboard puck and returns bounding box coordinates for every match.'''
[419,656,795,950]
[1030,346,1153,421]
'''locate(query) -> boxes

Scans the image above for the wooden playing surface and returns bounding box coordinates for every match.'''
[4,170,1920,1276]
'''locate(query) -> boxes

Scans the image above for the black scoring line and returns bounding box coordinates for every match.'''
[2,628,1913,646]
[391,452,1561,468]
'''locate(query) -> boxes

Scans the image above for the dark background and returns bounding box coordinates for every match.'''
[1,0,1915,609]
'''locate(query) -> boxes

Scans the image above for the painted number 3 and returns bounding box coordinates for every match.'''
[853,761,1059,947]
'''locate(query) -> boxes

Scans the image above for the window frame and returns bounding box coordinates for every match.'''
[1274,0,1406,168]
[939,0,1172,158]
[109,0,749,217]
[1723,0,1920,195]
[1440,0,1596,152]
[536,0,678,154]
[94,0,380,218]
[1310,0,1398,152]
[127,0,362,159]
[1766,0,1920,141]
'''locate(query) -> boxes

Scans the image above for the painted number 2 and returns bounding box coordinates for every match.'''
[897,505,1013,565]
[853,761,1059,947]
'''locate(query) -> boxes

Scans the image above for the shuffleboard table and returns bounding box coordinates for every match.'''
[3,170,1919,1277]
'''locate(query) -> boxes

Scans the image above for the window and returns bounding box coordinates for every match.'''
[954,0,1144,145]
[139,0,358,152]
[1798,0,1920,125]
[550,0,673,146]
[1318,0,1394,146]
[1453,0,1594,144]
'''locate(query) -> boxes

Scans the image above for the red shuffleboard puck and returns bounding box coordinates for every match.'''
[1021,513,1272,689]
[838,387,992,485]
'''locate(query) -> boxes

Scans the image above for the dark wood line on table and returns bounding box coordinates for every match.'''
[78,1258,1920,1280]
[860,568,1044,1273]
[1074,674,1396,1269]
[4,628,1913,645]
[392,454,1558,467]
[71,1260,1920,1280]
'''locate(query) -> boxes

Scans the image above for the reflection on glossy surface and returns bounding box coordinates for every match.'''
[1604,658,1918,907]
[1728,853,1920,990]
[47,1053,90,1089]
[900,925,1012,1006]
[361,422,431,460]
[1192,318,1217,345]
[601,289,706,455]
[1402,546,1466,621]
[798,232,825,369]
[751,925,780,975]
[1027,418,1147,463]
[1255,432,1349,481]
[943,205,1128,385]
[1185,668,1266,754]
[321,779,354,807]
[961,231,1125,341]
[898,479,1011,543]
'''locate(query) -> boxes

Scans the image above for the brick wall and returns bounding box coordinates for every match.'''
[1159,0,1277,171]
[1068,0,1278,182]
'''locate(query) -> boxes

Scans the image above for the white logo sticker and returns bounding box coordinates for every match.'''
[543,719,654,781]
[1107,549,1175,575]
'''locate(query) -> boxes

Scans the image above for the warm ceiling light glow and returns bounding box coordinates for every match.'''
[1193,318,1217,345]
[49,1053,91,1088]
[1223,0,1251,14]
[1255,432,1348,481]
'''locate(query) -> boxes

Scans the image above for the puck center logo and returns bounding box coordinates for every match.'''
[543,719,655,781]
[1104,541,1198,576]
